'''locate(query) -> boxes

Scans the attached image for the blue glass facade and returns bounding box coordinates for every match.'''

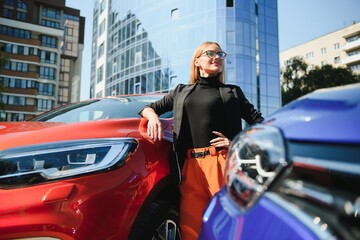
[91,0,280,116]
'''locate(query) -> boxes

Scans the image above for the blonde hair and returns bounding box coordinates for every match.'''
[189,41,225,84]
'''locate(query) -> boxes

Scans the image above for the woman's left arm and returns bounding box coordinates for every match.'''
[235,87,264,124]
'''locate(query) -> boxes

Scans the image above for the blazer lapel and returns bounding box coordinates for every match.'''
[173,84,196,136]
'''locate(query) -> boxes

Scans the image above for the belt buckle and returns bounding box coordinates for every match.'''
[197,151,205,158]
[191,150,208,158]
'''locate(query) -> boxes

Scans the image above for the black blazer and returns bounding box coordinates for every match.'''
[146,82,264,186]
[148,82,263,142]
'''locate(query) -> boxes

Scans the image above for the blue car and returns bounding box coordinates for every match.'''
[199,83,360,240]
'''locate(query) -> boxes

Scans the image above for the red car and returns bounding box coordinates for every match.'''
[0,95,180,240]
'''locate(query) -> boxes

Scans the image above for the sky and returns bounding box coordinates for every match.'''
[66,0,360,100]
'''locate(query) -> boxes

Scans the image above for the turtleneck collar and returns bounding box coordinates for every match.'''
[198,75,220,87]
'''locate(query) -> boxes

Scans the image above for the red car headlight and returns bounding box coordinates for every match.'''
[0,138,138,188]
[224,125,290,210]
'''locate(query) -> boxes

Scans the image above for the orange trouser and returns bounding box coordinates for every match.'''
[179,146,227,240]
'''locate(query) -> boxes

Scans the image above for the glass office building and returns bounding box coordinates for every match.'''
[91,0,280,116]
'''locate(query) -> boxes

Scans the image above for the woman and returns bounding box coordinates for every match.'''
[140,41,263,240]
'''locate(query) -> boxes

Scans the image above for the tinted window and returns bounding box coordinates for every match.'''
[30,95,172,122]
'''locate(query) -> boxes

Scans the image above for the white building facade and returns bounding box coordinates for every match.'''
[280,22,360,75]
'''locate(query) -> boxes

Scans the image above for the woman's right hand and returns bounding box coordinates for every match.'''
[141,107,162,141]
[147,116,162,141]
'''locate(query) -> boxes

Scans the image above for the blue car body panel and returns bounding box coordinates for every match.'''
[200,188,319,240]
[199,83,360,240]
[267,84,360,144]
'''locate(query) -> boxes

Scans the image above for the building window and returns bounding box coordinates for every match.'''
[11,44,17,54]
[4,0,14,6]
[112,61,117,73]
[334,43,340,50]
[135,51,142,65]
[320,47,326,55]
[346,35,359,43]
[10,113,25,121]
[171,8,179,20]
[0,25,30,39]
[29,47,37,56]
[3,95,26,106]
[41,19,61,29]
[42,6,60,20]
[37,99,53,112]
[38,83,55,96]
[15,0,27,20]
[134,82,140,94]
[349,63,360,71]
[114,34,119,45]
[4,43,12,53]
[58,86,69,103]
[100,0,106,14]
[348,49,360,56]
[136,23,142,35]
[99,19,106,36]
[3,0,22,20]
[17,0,26,9]
[16,11,26,21]
[61,58,71,72]
[98,42,104,58]
[67,27,73,36]
[321,60,327,66]
[97,65,104,83]
[305,52,314,59]
[40,51,57,64]
[63,13,80,22]
[3,8,14,18]
[334,56,340,64]
[66,42,73,50]
[227,0,234,7]
[39,66,56,80]
[1,77,35,89]
[4,61,28,72]
[41,35,57,48]
[0,111,5,121]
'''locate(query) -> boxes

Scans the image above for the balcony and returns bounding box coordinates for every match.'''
[4,53,40,63]
[343,38,360,52]
[2,87,38,96]
[0,69,39,79]
[0,34,41,47]
[342,54,360,65]
[4,104,37,113]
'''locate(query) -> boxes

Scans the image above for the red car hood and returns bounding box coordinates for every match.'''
[0,118,162,150]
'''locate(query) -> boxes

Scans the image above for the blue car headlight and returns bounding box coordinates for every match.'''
[224,125,290,210]
[0,138,138,188]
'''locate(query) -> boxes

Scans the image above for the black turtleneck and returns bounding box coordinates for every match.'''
[181,76,226,149]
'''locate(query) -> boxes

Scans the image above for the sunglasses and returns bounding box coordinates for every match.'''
[199,50,227,60]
